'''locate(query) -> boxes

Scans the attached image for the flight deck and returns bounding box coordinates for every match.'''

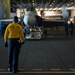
[0,34,75,75]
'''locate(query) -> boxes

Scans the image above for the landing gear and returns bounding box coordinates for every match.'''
[25,27,42,39]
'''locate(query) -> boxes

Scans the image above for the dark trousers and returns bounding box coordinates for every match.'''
[8,38,21,70]
[70,28,73,36]
[64,28,68,36]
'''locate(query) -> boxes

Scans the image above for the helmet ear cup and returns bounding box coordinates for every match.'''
[14,16,18,22]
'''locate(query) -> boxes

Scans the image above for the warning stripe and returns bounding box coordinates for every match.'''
[0,71,75,74]
[0,68,75,71]
[0,68,75,74]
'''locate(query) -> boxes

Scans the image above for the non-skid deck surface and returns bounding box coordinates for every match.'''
[0,36,75,75]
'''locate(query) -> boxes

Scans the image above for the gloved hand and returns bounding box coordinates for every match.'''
[18,42,25,48]
[4,42,8,47]
[21,42,25,45]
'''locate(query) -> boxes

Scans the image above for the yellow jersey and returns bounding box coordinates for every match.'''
[4,22,24,42]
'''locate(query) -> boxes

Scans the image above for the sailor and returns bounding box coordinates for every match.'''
[63,21,68,37]
[68,21,74,36]
[4,16,25,73]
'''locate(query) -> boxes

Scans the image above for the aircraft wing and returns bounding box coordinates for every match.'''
[0,19,13,23]
[0,18,21,23]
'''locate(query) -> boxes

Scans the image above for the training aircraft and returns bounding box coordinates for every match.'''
[0,1,69,39]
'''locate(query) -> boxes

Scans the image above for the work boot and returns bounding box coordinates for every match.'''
[8,68,12,72]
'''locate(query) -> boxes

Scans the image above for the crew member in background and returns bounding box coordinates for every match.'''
[68,21,74,36]
[22,25,28,37]
[4,16,25,73]
[73,16,75,26]
[63,21,68,37]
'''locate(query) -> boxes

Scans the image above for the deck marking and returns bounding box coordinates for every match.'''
[32,68,42,70]
[1,68,75,71]
[50,68,61,70]
[0,68,75,73]
[0,71,75,74]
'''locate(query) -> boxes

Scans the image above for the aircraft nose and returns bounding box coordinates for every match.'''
[26,20,30,25]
